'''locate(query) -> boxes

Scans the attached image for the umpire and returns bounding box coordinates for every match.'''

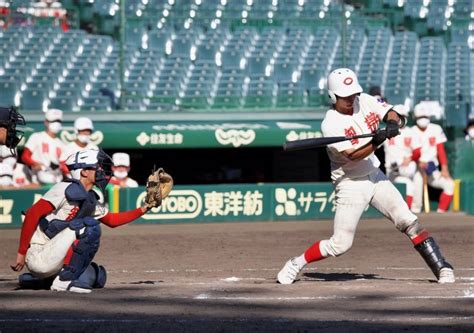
[0,106,25,149]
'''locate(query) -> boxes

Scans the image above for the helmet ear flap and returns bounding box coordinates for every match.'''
[328,90,337,104]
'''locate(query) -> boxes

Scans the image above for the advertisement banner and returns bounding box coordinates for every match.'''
[0,183,406,228]
[0,189,48,228]
[20,120,322,149]
[120,183,400,224]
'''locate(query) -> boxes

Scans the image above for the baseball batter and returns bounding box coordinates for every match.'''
[410,104,454,213]
[11,149,172,293]
[277,68,455,285]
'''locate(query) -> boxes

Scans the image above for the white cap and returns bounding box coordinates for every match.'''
[74,117,94,132]
[112,152,130,167]
[414,102,430,118]
[0,163,14,176]
[327,68,363,98]
[45,109,63,122]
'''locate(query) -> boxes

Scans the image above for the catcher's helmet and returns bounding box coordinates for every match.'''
[0,106,26,151]
[327,68,363,104]
[66,149,113,192]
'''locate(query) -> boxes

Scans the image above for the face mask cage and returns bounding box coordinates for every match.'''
[94,150,113,192]
[0,107,26,154]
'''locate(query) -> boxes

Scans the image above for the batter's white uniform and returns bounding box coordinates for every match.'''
[320,93,417,257]
[24,131,65,184]
[410,123,454,213]
[25,182,108,278]
[383,126,418,198]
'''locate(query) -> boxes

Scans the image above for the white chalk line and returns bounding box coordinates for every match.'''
[0,316,473,324]
[192,294,474,301]
[110,267,474,274]
[194,294,355,300]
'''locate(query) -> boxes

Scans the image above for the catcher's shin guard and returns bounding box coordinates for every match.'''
[59,224,101,281]
[73,262,107,289]
[18,273,55,290]
[414,237,453,279]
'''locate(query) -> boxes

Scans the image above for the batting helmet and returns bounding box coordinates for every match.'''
[327,68,363,104]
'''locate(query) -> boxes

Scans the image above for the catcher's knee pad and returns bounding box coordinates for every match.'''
[72,262,107,289]
[18,273,55,290]
[414,237,453,279]
[60,224,101,281]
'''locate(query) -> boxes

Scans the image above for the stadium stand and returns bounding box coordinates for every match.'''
[0,0,471,124]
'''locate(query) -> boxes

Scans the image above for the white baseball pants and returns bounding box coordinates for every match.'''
[25,228,77,278]
[320,169,417,258]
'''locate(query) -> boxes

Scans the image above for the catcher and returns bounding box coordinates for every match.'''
[10,148,173,293]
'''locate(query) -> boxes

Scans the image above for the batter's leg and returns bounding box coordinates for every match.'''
[370,170,418,232]
[370,171,454,283]
[277,177,372,284]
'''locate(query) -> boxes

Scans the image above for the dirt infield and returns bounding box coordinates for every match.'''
[1,213,473,332]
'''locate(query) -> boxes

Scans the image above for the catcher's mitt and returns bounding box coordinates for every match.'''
[144,167,173,209]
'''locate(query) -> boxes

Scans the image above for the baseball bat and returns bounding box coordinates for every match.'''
[283,132,377,151]
[423,173,430,213]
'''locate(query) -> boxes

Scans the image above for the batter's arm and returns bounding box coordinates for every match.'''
[342,141,377,161]
[384,110,401,123]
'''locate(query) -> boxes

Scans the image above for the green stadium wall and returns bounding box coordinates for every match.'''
[1,182,409,229]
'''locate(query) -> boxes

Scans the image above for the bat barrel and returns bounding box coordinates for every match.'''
[283,133,377,151]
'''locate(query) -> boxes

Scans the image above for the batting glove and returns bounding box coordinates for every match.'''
[372,129,387,147]
[385,120,400,139]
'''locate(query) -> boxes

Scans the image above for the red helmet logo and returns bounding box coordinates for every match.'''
[343,77,353,85]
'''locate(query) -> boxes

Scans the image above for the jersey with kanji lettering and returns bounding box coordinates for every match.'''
[411,123,447,166]
[383,126,419,169]
[29,182,108,246]
[24,131,65,167]
[321,93,392,182]
[60,141,99,163]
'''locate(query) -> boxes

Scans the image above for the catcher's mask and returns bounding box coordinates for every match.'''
[0,106,26,153]
[66,149,113,192]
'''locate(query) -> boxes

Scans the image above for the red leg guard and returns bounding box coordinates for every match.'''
[304,241,325,263]
[438,192,453,212]
[410,230,430,246]
[63,240,79,265]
